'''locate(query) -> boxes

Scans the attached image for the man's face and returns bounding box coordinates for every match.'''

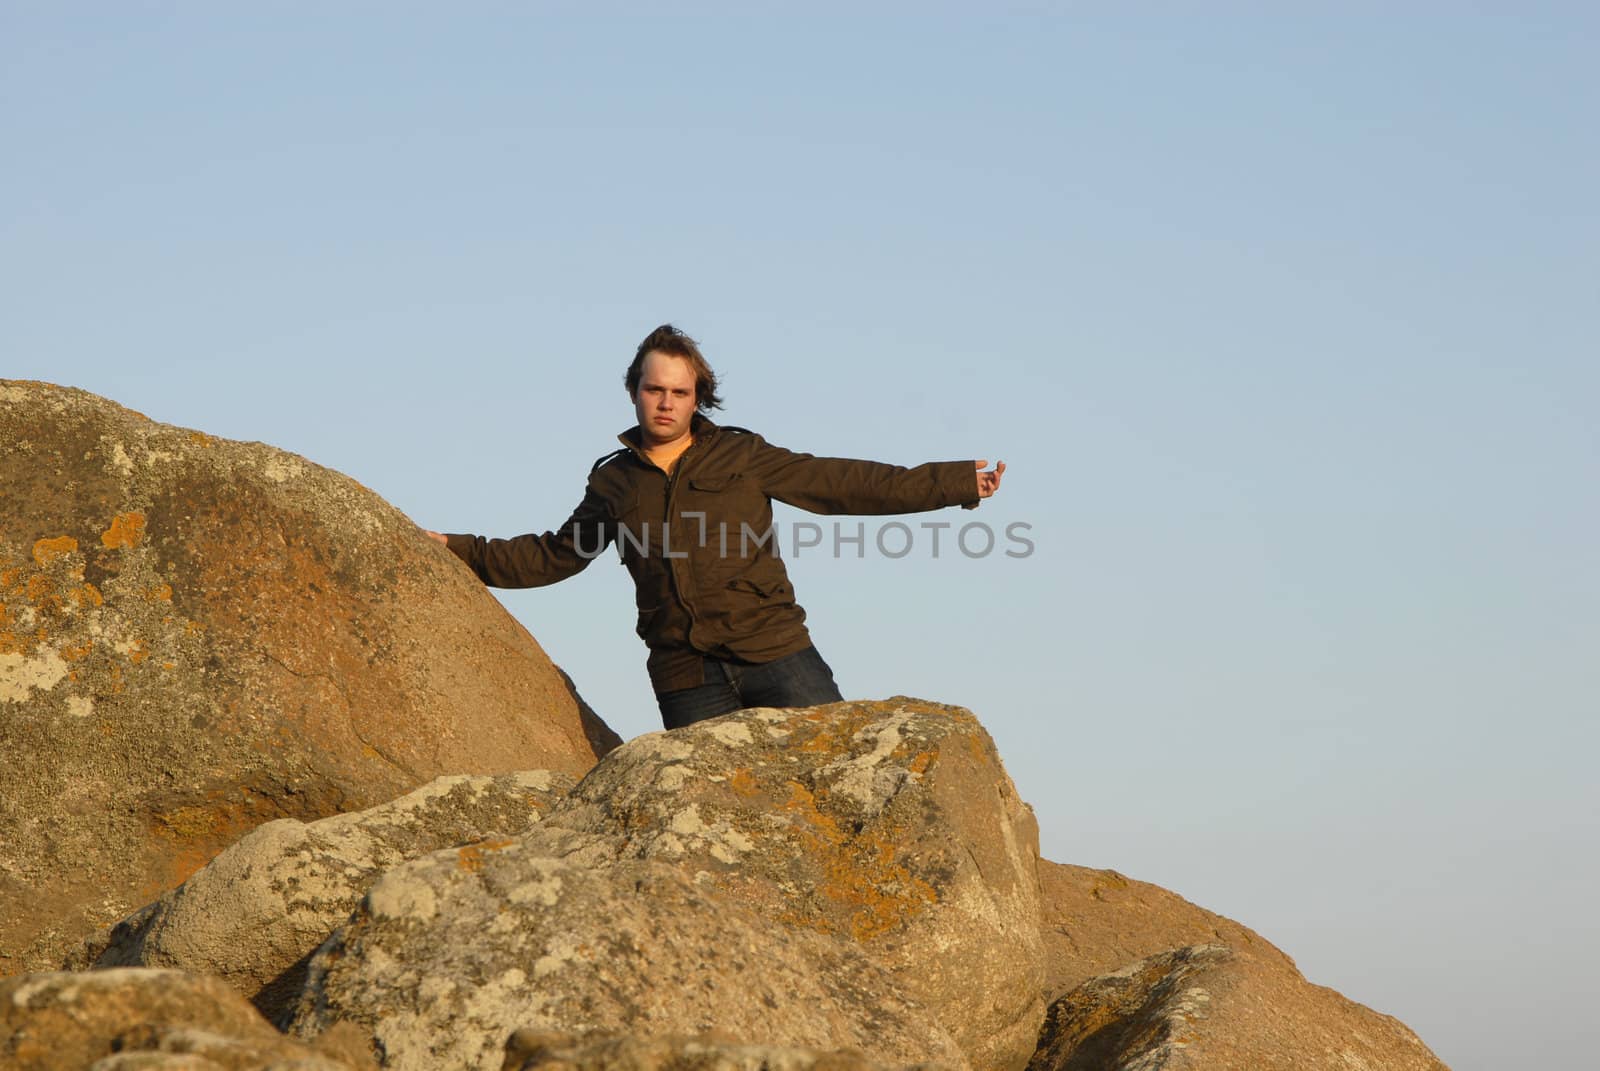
[632,351,698,447]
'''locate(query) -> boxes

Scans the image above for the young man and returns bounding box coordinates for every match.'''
[428,324,1004,729]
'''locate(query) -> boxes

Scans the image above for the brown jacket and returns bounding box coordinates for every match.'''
[446,415,980,694]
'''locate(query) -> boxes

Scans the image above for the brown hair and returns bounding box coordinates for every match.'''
[625,324,723,411]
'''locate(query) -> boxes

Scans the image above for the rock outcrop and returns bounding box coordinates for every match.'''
[541,700,1045,1071]
[1032,862,1447,1069]
[1028,944,1448,1071]
[284,837,965,1071]
[1036,860,1297,1002]
[0,381,620,974]
[502,1030,948,1071]
[83,697,1038,1069]
[79,770,575,1020]
[212,696,1043,1068]
[67,697,1450,1071]
[0,968,373,1070]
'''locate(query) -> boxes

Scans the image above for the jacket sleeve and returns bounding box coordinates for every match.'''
[443,486,615,588]
[743,433,980,515]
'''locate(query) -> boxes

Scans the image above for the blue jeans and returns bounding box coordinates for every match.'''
[656,645,844,730]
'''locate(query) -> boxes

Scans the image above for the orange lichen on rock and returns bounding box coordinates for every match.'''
[967,735,988,762]
[794,707,873,755]
[777,779,938,942]
[728,767,761,797]
[26,574,56,603]
[127,639,150,664]
[835,835,939,943]
[32,535,79,566]
[141,796,287,893]
[145,582,173,602]
[154,804,228,840]
[60,641,94,662]
[71,583,104,609]
[457,838,517,873]
[101,512,147,550]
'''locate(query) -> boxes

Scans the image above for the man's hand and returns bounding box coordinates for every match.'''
[424,530,448,545]
[975,459,1005,500]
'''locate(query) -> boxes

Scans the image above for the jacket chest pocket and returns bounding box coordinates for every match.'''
[682,474,768,569]
[685,473,744,513]
[688,475,735,493]
[683,472,763,527]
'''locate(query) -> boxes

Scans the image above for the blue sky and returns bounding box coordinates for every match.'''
[5,7,1596,1067]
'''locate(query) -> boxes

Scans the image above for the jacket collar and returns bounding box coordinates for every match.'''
[617,412,720,462]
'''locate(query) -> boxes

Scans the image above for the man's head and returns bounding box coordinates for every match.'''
[625,324,723,412]
[631,350,697,448]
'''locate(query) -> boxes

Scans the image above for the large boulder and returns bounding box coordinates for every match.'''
[1031,864,1449,1069]
[502,1030,950,1071]
[81,770,575,1021]
[1036,860,1297,1002]
[1027,944,1448,1071]
[540,700,1045,1071]
[283,836,966,1071]
[0,381,619,974]
[0,968,372,1070]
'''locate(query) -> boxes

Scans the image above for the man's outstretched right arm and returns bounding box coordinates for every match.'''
[424,487,614,589]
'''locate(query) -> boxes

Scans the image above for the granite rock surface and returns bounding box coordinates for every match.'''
[79,770,575,1021]
[284,838,965,1071]
[0,968,373,1070]
[1035,859,1298,1002]
[541,699,1045,1071]
[1028,943,1449,1071]
[501,1029,955,1071]
[0,380,618,973]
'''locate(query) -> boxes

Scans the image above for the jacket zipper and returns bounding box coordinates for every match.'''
[662,439,700,640]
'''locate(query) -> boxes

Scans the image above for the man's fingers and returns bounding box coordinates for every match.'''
[972,459,1004,498]
[975,459,1004,499]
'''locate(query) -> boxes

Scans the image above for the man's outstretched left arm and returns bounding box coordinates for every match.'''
[745,433,1003,515]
